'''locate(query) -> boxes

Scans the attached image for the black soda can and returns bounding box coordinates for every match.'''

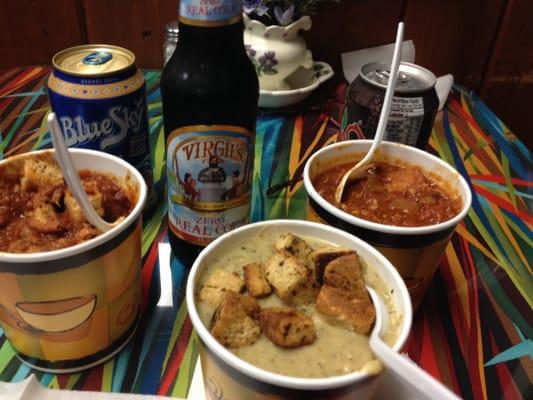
[340,62,439,149]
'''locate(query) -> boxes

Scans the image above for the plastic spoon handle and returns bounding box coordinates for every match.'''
[364,22,404,168]
[48,112,113,232]
[367,287,461,400]
[334,22,404,203]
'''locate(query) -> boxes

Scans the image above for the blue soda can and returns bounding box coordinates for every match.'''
[47,44,155,208]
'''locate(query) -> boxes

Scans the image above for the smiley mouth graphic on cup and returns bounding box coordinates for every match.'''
[15,295,97,333]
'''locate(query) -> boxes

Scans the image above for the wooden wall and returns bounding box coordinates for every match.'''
[0,0,531,148]
[479,0,533,143]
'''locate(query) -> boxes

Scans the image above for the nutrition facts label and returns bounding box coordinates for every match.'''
[386,96,425,146]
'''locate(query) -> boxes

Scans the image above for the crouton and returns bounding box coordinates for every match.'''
[21,157,63,191]
[292,275,320,306]
[260,307,316,348]
[243,263,272,298]
[323,253,365,293]
[264,254,310,305]
[239,293,262,320]
[199,269,245,306]
[210,291,261,348]
[316,285,375,334]
[274,233,313,265]
[309,247,355,283]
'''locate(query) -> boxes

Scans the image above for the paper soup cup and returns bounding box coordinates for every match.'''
[303,140,472,309]
[0,149,147,373]
[187,220,412,399]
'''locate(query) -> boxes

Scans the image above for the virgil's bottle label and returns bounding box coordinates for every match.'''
[166,125,253,246]
[179,0,242,26]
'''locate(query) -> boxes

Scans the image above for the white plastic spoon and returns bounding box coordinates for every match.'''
[367,286,462,400]
[48,112,114,232]
[334,22,404,204]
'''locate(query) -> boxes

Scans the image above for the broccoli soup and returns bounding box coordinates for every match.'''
[196,230,403,379]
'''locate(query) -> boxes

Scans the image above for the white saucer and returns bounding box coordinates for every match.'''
[258,61,334,108]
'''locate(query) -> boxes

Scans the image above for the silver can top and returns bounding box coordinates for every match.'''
[52,44,135,77]
[165,21,179,38]
[361,62,436,93]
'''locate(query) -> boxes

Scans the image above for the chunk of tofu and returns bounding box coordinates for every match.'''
[260,307,316,348]
[76,223,99,241]
[316,285,375,335]
[21,158,63,191]
[210,291,261,348]
[309,247,355,283]
[26,203,63,233]
[64,191,104,225]
[89,191,104,217]
[385,165,427,194]
[199,269,245,306]
[243,263,272,298]
[0,192,12,227]
[274,233,313,265]
[264,254,310,305]
[64,192,84,223]
[82,180,105,216]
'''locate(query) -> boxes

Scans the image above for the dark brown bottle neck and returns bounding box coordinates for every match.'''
[176,20,245,46]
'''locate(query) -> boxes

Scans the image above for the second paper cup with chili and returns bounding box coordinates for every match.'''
[303,140,471,309]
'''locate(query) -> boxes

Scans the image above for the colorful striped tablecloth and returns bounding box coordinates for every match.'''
[0,67,531,399]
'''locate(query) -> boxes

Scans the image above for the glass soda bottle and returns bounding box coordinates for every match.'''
[161,0,259,265]
[163,21,179,66]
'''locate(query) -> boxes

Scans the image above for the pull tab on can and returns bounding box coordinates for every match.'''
[82,51,113,65]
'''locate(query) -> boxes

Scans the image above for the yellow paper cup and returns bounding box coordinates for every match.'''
[187,220,412,399]
[303,140,472,309]
[0,149,147,373]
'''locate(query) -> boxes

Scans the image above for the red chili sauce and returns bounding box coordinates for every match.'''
[313,160,462,227]
[0,157,134,253]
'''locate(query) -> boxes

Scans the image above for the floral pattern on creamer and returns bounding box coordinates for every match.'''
[245,45,279,76]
